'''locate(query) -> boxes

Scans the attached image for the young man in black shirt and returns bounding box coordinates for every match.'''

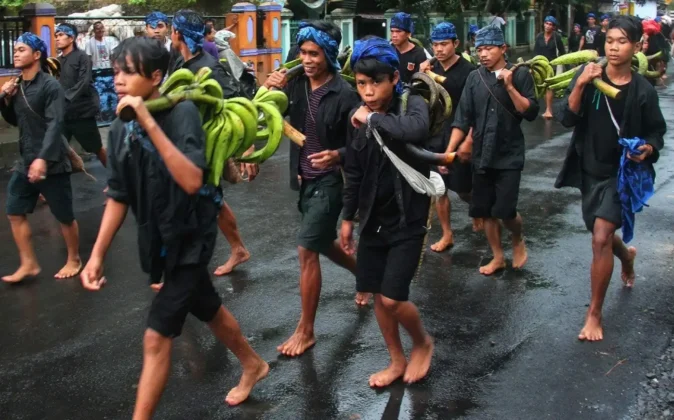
[597,14,610,57]
[533,16,565,119]
[420,22,479,252]
[554,16,666,342]
[390,12,429,84]
[55,24,107,167]
[446,26,539,276]
[1,33,81,283]
[580,13,600,51]
[342,36,434,387]
[80,37,267,415]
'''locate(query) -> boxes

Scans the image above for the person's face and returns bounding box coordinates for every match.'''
[113,55,162,100]
[390,28,410,46]
[476,45,505,69]
[432,39,458,62]
[544,22,554,33]
[206,27,215,42]
[299,41,328,79]
[13,42,39,69]
[355,71,398,112]
[170,27,181,49]
[605,27,640,66]
[601,19,609,29]
[588,17,596,27]
[55,32,73,50]
[574,25,581,34]
[94,23,104,38]
[147,22,168,41]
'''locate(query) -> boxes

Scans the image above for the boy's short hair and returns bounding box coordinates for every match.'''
[352,58,396,83]
[608,15,643,43]
[111,36,170,79]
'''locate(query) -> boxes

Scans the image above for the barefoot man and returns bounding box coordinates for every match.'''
[265,20,365,357]
[553,15,665,342]
[341,36,434,387]
[80,37,267,417]
[445,26,538,275]
[419,22,480,252]
[0,33,81,282]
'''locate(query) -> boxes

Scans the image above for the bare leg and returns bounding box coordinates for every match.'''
[132,329,173,420]
[96,147,108,168]
[323,241,370,306]
[612,236,636,288]
[55,221,82,279]
[542,90,553,119]
[369,294,407,388]
[503,213,527,269]
[479,218,506,275]
[579,218,617,342]
[207,307,269,406]
[277,246,320,357]
[3,215,41,283]
[430,195,454,252]
[214,202,250,276]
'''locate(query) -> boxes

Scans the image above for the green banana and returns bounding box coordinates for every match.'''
[256,90,288,114]
[545,66,580,84]
[548,78,572,91]
[550,50,599,66]
[200,79,224,99]
[204,113,224,165]
[238,101,283,164]
[194,67,212,84]
[224,109,245,160]
[210,113,233,186]
[635,52,648,75]
[160,69,194,94]
[225,101,257,156]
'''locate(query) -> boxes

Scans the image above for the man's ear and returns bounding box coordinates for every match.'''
[152,69,164,87]
[392,70,400,86]
[454,39,461,49]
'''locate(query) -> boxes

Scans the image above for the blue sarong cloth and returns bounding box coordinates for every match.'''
[350,36,403,94]
[296,23,340,71]
[617,137,654,243]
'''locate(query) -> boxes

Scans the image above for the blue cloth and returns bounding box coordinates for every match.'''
[350,36,403,94]
[544,16,558,26]
[574,23,581,29]
[296,23,340,71]
[431,22,457,42]
[391,12,414,33]
[587,13,596,19]
[16,33,47,59]
[173,13,204,54]
[55,24,76,38]
[145,12,169,28]
[468,24,479,36]
[601,14,610,21]
[655,16,662,23]
[617,137,654,243]
[474,26,505,48]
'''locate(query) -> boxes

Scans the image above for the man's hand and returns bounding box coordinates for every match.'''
[240,145,259,181]
[627,144,654,163]
[116,95,153,129]
[264,68,288,89]
[351,105,371,128]
[419,60,431,73]
[498,68,514,88]
[81,258,107,291]
[437,165,449,175]
[308,150,340,170]
[28,158,47,183]
[340,220,356,255]
[577,63,602,87]
[2,77,17,98]
[457,138,472,163]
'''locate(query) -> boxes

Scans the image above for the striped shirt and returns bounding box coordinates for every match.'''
[299,82,332,180]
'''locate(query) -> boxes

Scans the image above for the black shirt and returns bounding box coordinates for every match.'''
[596,30,607,57]
[106,101,219,274]
[568,33,582,53]
[582,73,629,177]
[396,45,428,84]
[180,52,238,99]
[533,32,565,61]
[58,49,99,120]
[582,26,601,51]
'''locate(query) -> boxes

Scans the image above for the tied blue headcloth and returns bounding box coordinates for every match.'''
[474,26,505,48]
[391,12,414,33]
[431,22,457,42]
[296,22,340,71]
[601,14,610,22]
[587,13,596,19]
[544,16,558,26]
[55,24,76,38]
[16,32,47,59]
[350,36,403,95]
[468,24,479,36]
[617,137,654,243]
[173,12,204,54]
[146,12,169,29]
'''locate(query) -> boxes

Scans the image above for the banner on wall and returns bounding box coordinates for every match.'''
[92,68,117,127]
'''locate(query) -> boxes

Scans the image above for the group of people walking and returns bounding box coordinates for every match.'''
[0,8,667,419]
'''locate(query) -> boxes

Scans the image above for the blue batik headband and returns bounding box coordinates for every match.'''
[391,12,414,33]
[350,36,403,94]
[587,13,596,19]
[468,24,480,36]
[55,24,76,38]
[474,26,505,48]
[16,32,47,59]
[431,22,458,42]
[173,13,204,54]
[296,23,340,71]
[601,14,610,22]
[544,16,558,27]
[145,12,169,29]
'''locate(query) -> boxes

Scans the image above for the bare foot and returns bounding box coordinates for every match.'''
[472,218,484,232]
[430,233,454,252]
[225,359,269,406]
[54,259,82,279]
[621,247,637,288]
[150,283,164,293]
[512,238,528,270]
[277,331,316,357]
[403,336,434,384]
[542,111,553,120]
[2,264,41,283]
[38,194,47,205]
[369,363,406,388]
[479,257,506,276]
[578,311,603,341]
[355,292,372,306]
[214,248,250,276]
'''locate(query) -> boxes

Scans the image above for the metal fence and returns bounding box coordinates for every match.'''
[0,17,26,69]
[289,20,299,50]
[515,18,529,46]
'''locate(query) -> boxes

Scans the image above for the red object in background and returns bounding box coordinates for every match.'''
[643,20,661,36]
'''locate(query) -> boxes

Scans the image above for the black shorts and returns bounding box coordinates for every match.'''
[63,118,103,154]
[432,160,473,195]
[581,174,622,232]
[470,168,521,220]
[147,265,222,338]
[356,226,426,302]
[6,171,75,224]
[297,172,343,254]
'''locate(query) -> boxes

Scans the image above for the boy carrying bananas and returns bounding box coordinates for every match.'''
[80,37,268,417]
[341,36,434,388]
[553,15,666,342]
[445,26,538,276]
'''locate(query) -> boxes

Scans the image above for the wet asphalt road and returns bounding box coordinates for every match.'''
[1,86,674,420]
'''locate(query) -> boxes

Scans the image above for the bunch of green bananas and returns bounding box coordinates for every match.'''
[403,71,452,137]
[510,55,554,99]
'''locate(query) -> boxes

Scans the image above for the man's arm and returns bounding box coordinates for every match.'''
[64,53,93,103]
[341,116,362,222]
[579,35,586,50]
[336,89,361,163]
[554,64,599,127]
[39,82,66,162]
[0,96,17,126]
[368,95,430,144]
[446,77,475,153]
[642,87,667,163]
[503,68,538,119]
[90,198,128,261]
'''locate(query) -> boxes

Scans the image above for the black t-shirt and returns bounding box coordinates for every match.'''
[181,52,238,98]
[396,45,428,84]
[596,30,607,57]
[582,26,601,51]
[582,73,630,177]
[568,33,582,52]
[371,151,400,231]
